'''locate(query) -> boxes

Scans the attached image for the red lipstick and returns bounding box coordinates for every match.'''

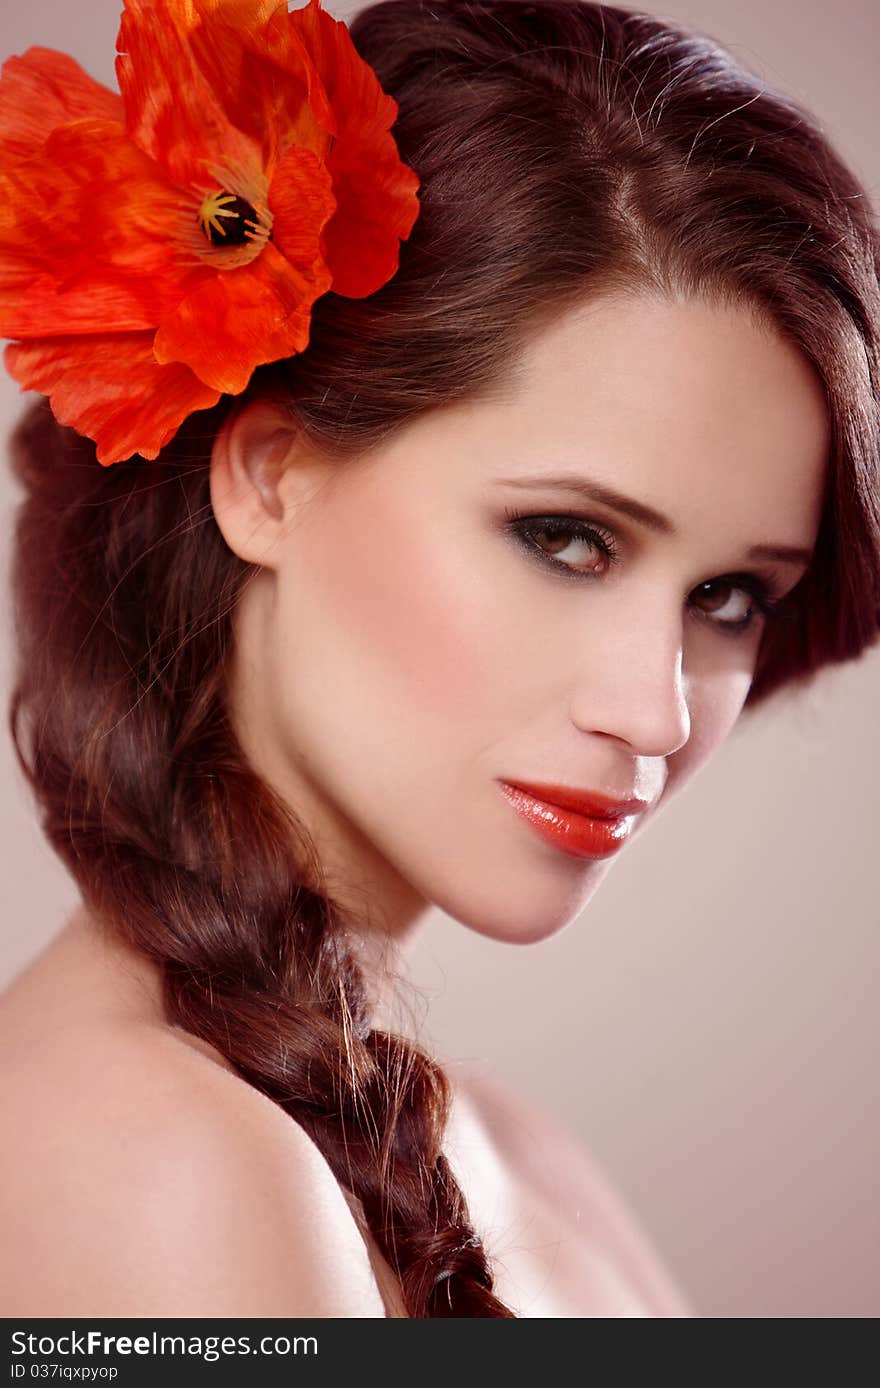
[498,780,647,859]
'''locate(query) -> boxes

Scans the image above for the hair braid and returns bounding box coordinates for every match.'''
[8,406,514,1316]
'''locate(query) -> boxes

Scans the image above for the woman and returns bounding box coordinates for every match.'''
[0,0,877,1318]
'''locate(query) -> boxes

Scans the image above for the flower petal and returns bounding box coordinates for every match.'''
[181,0,334,178]
[320,134,421,299]
[197,0,289,23]
[116,0,262,190]
[287,0,421,297]
[5,333,221,465]
[267,144,336,275]
[0,47,123,164]
[0,120,192,338]
[154,241,332,394]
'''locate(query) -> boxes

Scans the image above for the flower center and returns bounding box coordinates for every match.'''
[197,190,260,247]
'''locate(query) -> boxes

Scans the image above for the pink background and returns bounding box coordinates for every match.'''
[1,0,877,1317]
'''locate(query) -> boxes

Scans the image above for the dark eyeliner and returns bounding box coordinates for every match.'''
[502,507,621,575]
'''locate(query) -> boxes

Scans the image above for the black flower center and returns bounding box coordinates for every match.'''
[197,191,260,247]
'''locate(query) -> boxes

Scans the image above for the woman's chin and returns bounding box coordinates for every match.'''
[428,859,616,946]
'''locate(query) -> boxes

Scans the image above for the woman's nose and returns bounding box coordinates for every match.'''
[567,600,692,759]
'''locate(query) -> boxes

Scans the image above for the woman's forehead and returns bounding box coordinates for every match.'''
[360,292,830,554]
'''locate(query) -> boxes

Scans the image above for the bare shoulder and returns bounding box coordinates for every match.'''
[452,1064,696,1318]
[0,1017,387,1317]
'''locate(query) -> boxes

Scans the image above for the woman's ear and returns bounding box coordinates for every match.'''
[209,395,330,569]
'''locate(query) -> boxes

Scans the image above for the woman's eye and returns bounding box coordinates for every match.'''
[514,515,618,575]
[690,580,762,628]
[503,509,785,638]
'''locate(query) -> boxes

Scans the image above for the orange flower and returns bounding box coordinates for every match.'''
[0,0,420,464]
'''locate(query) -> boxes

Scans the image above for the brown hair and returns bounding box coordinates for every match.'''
[7,0,879,1317]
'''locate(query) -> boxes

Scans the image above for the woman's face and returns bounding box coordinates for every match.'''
[219,293,829,944]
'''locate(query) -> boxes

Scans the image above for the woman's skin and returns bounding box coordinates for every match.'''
[0,291,829,1317]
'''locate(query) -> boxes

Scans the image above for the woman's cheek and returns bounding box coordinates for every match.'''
[283,501,510,728]
[666,667,754,794]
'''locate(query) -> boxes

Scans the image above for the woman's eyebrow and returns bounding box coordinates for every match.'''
[497,472,814,568]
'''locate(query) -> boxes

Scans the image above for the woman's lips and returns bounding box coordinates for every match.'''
[498,781,640,859]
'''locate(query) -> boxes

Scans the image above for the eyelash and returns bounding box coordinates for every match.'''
[502,507,790,638]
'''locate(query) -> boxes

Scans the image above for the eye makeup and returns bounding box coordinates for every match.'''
[500,505,798,638]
